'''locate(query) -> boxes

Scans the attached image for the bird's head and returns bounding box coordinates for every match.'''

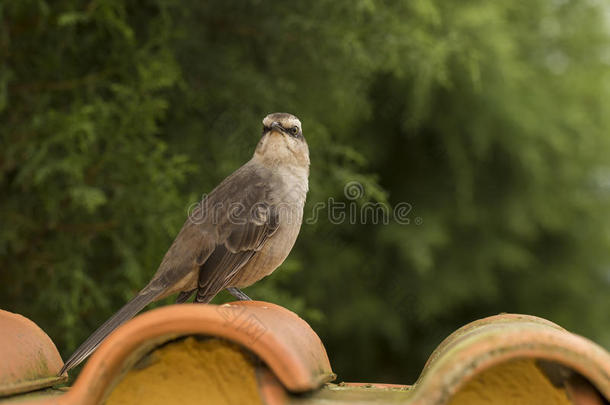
[254,112,309,169]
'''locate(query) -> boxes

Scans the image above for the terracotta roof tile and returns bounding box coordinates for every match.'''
[1,308,609,405]
[0,310,67,397]
[408,313,610,405]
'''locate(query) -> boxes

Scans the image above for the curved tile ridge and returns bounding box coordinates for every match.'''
[0,310,66,397]
[409,313,610,405]
[60,301,334,405]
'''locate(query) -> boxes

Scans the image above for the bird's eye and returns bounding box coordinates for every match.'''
[290,126,299,136]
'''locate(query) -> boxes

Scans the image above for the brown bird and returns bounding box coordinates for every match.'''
[59,112,309,374]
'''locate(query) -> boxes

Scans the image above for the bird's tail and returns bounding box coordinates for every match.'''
[59,290,158,375]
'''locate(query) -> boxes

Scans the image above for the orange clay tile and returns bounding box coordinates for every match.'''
[0,310,67,397]
[406,313,610,405]
[2,307,610,405]
[25,301,333,405]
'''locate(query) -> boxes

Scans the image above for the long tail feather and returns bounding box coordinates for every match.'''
[59,290,157,375]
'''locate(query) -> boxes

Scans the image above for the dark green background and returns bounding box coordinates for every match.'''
[2,0,609,382]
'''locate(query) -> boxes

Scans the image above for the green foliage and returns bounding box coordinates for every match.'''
[0,0,190,351]
[2,0,610,382]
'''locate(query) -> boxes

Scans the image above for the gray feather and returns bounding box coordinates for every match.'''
[193,167,280,301]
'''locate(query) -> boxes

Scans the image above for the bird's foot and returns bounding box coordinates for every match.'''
[226,287,252,301]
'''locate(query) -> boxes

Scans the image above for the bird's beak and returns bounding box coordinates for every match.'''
[270,122,284,135]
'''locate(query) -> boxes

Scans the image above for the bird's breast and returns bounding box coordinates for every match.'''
[229,178,306,287]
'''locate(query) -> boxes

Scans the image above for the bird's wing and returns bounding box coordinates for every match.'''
[194,167,280,302]
[146,163,281,302]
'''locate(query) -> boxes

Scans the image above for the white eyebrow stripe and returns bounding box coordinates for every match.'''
[262,113,301,130]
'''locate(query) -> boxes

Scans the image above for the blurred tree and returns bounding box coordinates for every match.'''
[0,0,191,352]
[1,0,609,382]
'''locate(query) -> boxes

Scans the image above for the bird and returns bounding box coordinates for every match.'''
[59,112,309,374]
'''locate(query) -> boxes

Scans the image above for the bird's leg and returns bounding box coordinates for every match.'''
[226,287,252,301]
